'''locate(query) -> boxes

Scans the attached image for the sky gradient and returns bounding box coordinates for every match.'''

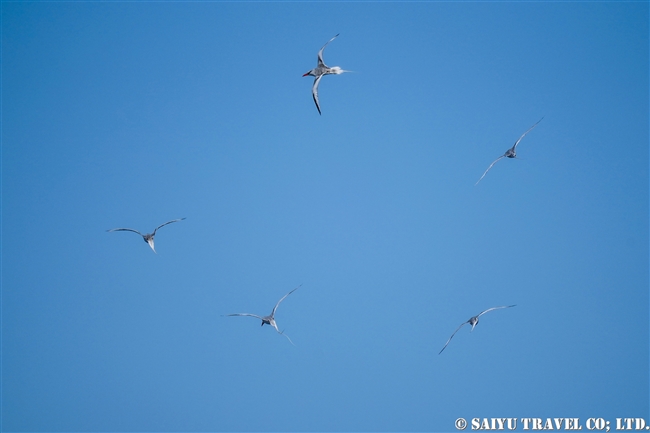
[2,1,648,431]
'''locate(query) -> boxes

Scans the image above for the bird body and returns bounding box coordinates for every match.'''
[439,305,516,354]
[303,34,350,114]
[107,218,186,253]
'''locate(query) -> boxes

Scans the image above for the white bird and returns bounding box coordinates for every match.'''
[438,305,516,354]
[303,34,351,115]
[106,218,186,253]
[225,285,301,345]
[475,117,544,185]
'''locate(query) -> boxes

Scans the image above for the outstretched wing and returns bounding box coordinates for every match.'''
[152,217,186,235]
[226,313,265,322]
[317,34,339,67]
[106,227,144,236]
[439,321,470,355]
[475,155,505,185]
[312,75,324,115]
[511,117,544,152]
[476,305,516,318]
[271,284,302,317]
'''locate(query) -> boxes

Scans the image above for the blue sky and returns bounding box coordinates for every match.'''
[2,1,648,431]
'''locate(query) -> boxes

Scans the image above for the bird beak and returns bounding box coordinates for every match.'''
[302,72,310,77]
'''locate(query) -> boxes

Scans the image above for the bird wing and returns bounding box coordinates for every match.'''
[439,321,469,355]
[311,75,324,115]
[152,217,186,235]
[317,33,339,67]
[511,117,544,152]
[476,305,516,318]
[226,313,265,322]
[475,155,505,185]
[106,227,144,236]
[271,284,301,317]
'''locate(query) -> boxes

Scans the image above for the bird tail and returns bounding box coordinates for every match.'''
[281,330,295,346]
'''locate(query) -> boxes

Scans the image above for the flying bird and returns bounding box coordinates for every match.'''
[107,218,186,253]
[303,34,351,115]
[225,285,301,345]
[438,305,516,354]
[475,117,544,185]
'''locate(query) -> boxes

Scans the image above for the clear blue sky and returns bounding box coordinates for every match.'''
[2,1,648,431]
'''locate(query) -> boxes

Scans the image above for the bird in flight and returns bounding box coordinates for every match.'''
[225,285,301,345]
[475,117,544,185]
[107,218,186,253]
[438,305,516,354]
[303,34,351,115]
